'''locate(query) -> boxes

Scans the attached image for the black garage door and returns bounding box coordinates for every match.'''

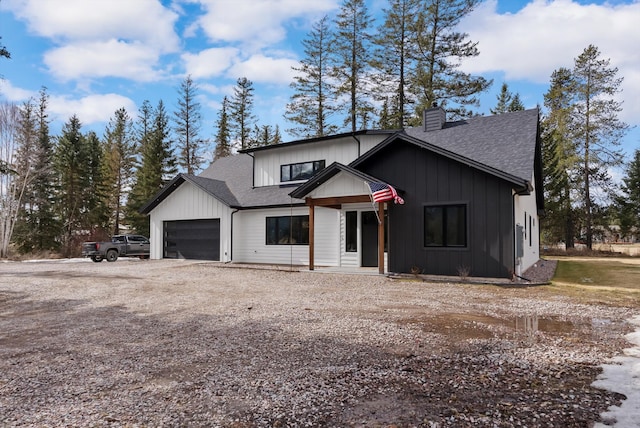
[163,219,220,260]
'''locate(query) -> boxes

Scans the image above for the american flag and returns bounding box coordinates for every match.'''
[367,181,405,204]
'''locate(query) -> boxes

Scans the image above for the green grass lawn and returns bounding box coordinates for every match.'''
[547,258,640,306]
[554,259,640,290]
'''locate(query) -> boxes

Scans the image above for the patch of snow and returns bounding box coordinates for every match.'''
[593,315,640,428]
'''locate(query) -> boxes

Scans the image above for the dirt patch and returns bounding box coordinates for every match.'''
[0,259,636,426]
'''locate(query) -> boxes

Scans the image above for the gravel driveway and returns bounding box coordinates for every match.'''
[0,259,636,427]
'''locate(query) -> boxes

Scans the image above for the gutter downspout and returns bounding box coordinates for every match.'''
[352,134,361,158]
[513,184,530,278]
[247,153,256,188]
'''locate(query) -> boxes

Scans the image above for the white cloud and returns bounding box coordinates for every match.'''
[43,40,164,82]
[3,0,179,51]
[182,47,240,79]
[192,0,337,47]
[459,0,640,123]
[227,54,298,84]
[49,93,137,126]
[3,0,180,83]
[0,80,36,102]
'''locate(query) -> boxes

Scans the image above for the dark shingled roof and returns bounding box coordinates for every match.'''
[198,154,305,208]
[403,108,539,182]
[141,109,540,213]
[140,154,305,214]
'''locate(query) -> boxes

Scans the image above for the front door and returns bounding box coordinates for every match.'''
[361,211,378,267]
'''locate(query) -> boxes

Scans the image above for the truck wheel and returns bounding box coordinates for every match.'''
[91,256,103,263]
[106,250,118,262]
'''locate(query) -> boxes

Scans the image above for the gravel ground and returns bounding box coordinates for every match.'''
[0,258,636,427]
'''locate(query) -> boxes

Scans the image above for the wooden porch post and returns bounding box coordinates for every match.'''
[378,202,384,274]
[309,202,315,270]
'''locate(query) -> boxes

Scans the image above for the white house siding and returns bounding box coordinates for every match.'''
[233,207,340,266]
[513,174,540,274]
[252,134,389,187]
[148,181,232,261]
[358,134,392,154]
[310,172,372,198]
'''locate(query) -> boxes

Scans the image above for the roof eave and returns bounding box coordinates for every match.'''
[139,174,186,215]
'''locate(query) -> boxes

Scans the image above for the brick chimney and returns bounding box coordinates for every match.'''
[423,106,446,132]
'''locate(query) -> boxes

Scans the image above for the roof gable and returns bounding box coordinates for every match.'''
[351,108,539,189]
[403,108,539,182]
[290,162,389,199]
[139,174,237,214]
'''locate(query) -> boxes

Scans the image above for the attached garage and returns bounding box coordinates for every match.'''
[163,219,220,261]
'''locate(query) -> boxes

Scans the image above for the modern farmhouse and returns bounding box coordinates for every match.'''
[140,107,543,279]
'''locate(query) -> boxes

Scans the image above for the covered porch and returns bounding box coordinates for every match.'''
[289,162,401,275]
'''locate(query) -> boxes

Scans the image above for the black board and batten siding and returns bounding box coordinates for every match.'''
[359,140,515,278]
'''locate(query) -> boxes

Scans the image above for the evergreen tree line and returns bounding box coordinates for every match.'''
[282,0,492,137]
[0,72,282,257]
[0,89,169,257]
[541,45,633,249]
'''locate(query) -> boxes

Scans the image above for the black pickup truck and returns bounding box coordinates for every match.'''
[81,235,150,262]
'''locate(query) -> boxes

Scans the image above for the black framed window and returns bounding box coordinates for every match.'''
[266,215,309,245]
[424,204,467,247]
[281,160,325,182]
[345,211,357,252]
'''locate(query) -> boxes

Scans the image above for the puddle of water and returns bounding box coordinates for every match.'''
[400,312,606,344]
[515,315,575,334]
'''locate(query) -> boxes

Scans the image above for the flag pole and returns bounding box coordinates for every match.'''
[365,181,382,225]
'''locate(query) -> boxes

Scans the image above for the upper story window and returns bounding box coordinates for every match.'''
[281,160,325,182]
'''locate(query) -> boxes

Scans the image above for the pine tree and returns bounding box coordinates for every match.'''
[491,83,525,115]
[615,149,640,240]
[371,0,421,129]
[509,93,525,111]
[571,45,628,249]
[409,0,492,121]
[152,100,176,181]
[174,75,205,174]
[285,15,339,138]
[541,67,578,248]
[252,124,281,147]
[55,115,89,256]
[229,77,257,150]
[491,83,513,114]
[272,125,283,145]
[213,96,232,159]
[36,88,59,251]
[126,100,154,235]
[127,100,176,235]
[332,0,374,132]
[103,107,136,235]
[84,130,110,240]
[11,99,39,253]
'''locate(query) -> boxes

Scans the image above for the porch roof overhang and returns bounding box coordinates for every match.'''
[289,162,399,205]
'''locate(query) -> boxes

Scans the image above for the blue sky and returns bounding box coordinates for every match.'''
[1,0,639,169]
